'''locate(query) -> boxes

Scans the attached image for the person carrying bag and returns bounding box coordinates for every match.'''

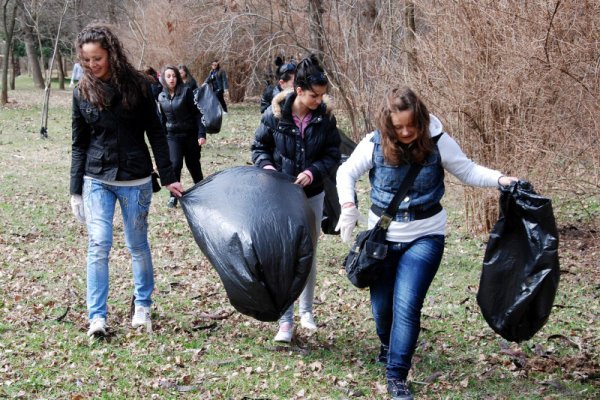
[335,87,518,400]
[341,139,441,288]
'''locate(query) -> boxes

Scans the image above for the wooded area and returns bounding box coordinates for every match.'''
[1,0,599,231]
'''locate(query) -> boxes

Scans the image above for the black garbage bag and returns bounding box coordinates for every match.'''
[179,166,317,322]
[193,84,222,133]
[477,180,560,342]
[321,130,357,235]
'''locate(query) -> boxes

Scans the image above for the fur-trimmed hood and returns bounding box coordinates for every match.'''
[271,88,334,119]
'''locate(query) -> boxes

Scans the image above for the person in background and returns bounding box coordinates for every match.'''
[70,23,184,338]
[252,54,341,343]
[178,64,198,91]
[69,62,83,88]
[144,67,163,101]
[158,65,207,209]
[335,87,518,400]
[205,59,229,113]
[260,57,296,114]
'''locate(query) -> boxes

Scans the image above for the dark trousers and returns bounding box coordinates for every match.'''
[167,134,203,197]
[215,90,227,112]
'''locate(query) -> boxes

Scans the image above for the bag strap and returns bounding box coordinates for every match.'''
[377,133,444,230]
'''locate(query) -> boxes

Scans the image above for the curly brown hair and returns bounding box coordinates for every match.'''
[76,23,147,110]
[376,87,433,165]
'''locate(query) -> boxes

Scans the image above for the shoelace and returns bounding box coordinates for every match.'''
[389,380,410,395]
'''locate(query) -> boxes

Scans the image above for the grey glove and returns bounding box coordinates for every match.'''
[335,206,365,244]
[70,194,85,223]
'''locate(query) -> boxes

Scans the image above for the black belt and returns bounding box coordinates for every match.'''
[370,202,442,221]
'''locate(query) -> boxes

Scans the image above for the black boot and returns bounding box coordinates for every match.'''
[387,379,413,400]
[376,344,389,365]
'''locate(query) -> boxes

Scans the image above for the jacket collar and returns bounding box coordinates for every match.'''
[271,89,333,120]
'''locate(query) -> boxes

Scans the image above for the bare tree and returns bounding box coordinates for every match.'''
[1,0,18,105]
[114,0,600,233]
[39,0,69,138]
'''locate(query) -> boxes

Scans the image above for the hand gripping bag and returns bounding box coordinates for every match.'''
[477,180,560,342]
[193,84,222,133]
[179,166,316,321]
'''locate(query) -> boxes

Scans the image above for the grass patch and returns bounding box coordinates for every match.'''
[0,82,598,398]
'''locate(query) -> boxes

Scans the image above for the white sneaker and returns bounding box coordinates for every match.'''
[131,306,152,332]
[300,312,317,330]
[273,322,294,343]
[87,317,106,337]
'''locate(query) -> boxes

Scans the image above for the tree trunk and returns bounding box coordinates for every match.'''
[404,0,417,70]
[74,0,84,32]
[10,38,17,89]
[19,13,44,89]
[56,50,65,90]
[107,0,117,24]
[308,0,325,56]
[1,0,18,105]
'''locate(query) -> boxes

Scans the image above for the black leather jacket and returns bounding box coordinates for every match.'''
[157,85,206,138]
[204,69,228,93]
[70,82,176,195]
[252,90,341,198]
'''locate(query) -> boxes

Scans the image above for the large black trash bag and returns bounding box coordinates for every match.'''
[477,180,560,342]
[179,166,317,322]
[193,84,222,133]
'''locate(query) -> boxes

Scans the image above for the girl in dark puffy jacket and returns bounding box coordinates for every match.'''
[252,55,341,343]
[259,57,296,113]
[158,65,207,208]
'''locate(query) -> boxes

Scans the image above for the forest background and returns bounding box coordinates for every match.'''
[2,0,599,230]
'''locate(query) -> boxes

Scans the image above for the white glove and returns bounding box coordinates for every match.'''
[70,194,86,223]
[335,206,365,244]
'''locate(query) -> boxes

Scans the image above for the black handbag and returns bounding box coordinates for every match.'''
[344,133,443,288]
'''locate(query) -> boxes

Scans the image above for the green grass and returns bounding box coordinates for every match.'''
[0,79,598,399]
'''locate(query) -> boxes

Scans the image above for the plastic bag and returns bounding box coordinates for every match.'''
[477,180,560,342]
[179,166,317,322]
[193,84,222,133]
[321,131,357,235]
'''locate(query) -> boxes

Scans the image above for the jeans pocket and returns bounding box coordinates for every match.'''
[138,184,152,209]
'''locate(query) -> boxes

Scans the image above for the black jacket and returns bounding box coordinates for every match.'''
[252,89,341,198]
[205,69,228,93]
[70,82,176,195]
[259,84,284,114]
[157,85,206,139]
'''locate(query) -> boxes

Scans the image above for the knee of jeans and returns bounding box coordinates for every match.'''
[126,238,150,254]
[393,296,424,323]
[88,239,112,257]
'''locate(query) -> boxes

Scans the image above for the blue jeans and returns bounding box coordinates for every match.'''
[369,235,445,380]
[83,178,154,320]
[279,191,324,325]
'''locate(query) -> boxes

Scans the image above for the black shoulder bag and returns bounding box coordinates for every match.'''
[344,134,443,288]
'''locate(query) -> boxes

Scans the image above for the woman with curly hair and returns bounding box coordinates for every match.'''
[70,23,183,337]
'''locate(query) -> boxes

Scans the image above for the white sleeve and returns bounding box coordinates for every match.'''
[336,133,375,205]
[438,133,503,187]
